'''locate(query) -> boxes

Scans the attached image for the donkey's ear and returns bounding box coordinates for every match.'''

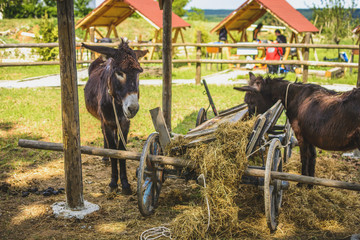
[249,72,256,82]
[234,86,258,93]
[81,43,116,58]
[134,49,149,59]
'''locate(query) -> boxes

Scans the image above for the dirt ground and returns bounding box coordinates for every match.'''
[0,148,359,240]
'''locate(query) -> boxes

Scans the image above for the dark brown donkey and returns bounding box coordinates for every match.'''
[235,72,360,181]
[82,40,148,194]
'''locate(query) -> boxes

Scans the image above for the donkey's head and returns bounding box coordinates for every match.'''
[234,72,277,116]
[82,40,148,119]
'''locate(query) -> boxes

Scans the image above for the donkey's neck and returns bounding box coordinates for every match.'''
[269,80,292,106]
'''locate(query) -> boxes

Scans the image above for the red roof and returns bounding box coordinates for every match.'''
[76,0,190,30]
[258,0,318,33]
[211,0,318,34]
[125,0,190,29]
[353,25,360,35]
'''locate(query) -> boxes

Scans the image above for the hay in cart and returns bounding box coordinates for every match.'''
[163,103,360,239]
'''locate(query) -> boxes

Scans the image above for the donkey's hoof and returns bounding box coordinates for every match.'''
[122,186,132,195]
[109,181,118,192]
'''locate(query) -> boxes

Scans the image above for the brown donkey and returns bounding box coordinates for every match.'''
[235,72,360,182]
[82,40,148,194]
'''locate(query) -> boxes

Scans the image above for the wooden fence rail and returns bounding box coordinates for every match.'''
[0,59,358,68]
[0,42,359,50]
[1,42,359,84]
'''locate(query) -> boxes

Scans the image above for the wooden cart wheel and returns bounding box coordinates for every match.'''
[195,108,207,127]
[137,132,163,216]
[264,138,283,231]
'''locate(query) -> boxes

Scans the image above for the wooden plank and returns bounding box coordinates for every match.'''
[244,168,360,192]
[179,28,191,67]
[188,108,248,134]
[162,0,172,131]
[325,67,344,79]
[150,107,171,151]
[56,0,84,210]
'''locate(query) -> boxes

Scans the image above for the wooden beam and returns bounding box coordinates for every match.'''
[179,28,191,66]
[148,29,159,60]
[56,0,84,210]
[357,42,360,88]
[195,31,201,85]
[302,33,311,83]
[149,107,171,151]
[94,28,104,39]
[18,139,193,168]
[162,0,172,131]
[244,168,360,192]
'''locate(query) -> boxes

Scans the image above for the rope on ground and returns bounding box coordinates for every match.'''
[140,226,172,240]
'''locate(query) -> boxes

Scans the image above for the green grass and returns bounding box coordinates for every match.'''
[0,85,245,170]
[0,65,61,80]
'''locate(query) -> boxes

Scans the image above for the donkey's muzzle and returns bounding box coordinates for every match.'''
[123,94,139,119]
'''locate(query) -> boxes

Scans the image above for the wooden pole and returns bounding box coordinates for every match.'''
[89,27,95,60]
[357,43,360,88]
[18,139,360,192]
[162,0,172,131]
[56,0,84,210]
[195,31,202,85]
[302,33,311,83]
[18,139,192,168]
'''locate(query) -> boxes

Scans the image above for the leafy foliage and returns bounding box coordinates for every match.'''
[0,0,93,18]
[172,0,191,17]
[34,13,59,61]
[74,0,92,17]
[312,0,359,44]
[187,7,206,21]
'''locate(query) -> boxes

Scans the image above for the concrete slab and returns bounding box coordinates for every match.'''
[52,200,99,219]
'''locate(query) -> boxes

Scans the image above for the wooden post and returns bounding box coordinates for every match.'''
[162,0,172,131]
[89,27,95,60]
[195,31,202,85]
[302,33,311,83]
[56,0,84,210]
[357,43,360,88]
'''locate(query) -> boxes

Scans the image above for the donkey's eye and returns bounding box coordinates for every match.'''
[115,71,126,83]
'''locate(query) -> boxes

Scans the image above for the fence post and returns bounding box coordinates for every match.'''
[302,33,311,83]
[195,31,202,85]
[89,27,95,60]
[56,0,84,210]
[162,0,172,131]
[357,43,360,88]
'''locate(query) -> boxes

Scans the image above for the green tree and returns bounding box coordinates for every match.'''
[74,0,92,17]
[187,7,206,21]
[35,13,59,61]
[313,0,358,44]
[172,0,191,17]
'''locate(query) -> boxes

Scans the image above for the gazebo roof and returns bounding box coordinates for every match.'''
[75,0,190,30]
[211,0,319,34]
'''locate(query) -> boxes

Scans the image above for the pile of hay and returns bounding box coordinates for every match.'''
[167,119,360,239]
[169,118,257,239]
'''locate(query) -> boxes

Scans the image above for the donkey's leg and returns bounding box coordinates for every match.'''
[299,141,316,188]
[308,144,317,177]
[103,124,119,191]
[102,126,109,162]
[118,120,131,195]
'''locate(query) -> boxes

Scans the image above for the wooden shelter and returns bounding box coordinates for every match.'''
[75,0,191,60]
[210,0,319,61]
[353,25,360,44]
